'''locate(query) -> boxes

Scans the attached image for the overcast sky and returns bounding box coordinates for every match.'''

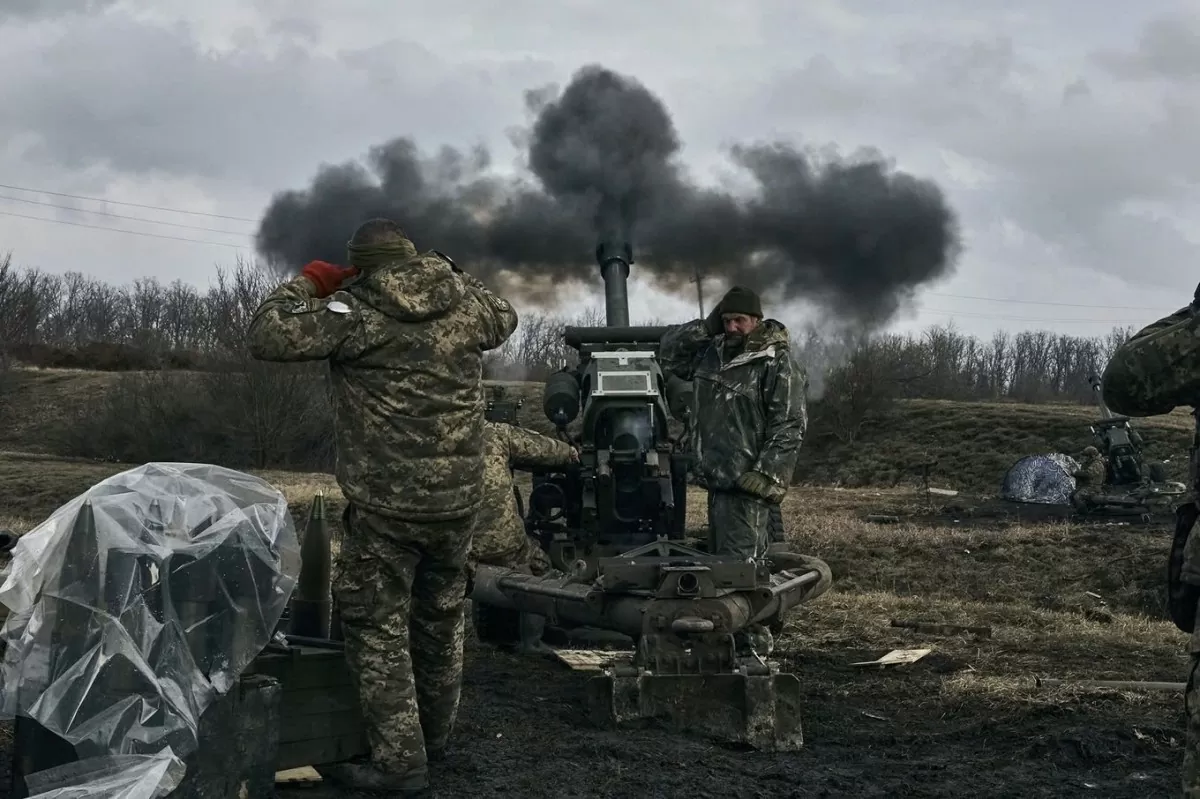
[0,0,1197,341]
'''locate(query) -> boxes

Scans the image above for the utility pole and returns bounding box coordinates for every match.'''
[691,267,705,317]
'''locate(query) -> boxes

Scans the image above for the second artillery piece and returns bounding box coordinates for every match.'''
[469,241,832,751]
[1072,375,1185,515]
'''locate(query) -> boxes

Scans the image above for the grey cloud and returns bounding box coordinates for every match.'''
[0,11,554,191]
[0,0,116,20]
[1092,12,1200,81]
[725,19,1199,292]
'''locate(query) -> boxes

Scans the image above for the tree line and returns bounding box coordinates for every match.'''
[0,253,1145,469]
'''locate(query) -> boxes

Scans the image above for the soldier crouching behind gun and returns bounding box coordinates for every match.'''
[468,419,578,653]
[1100,284,1200,798]
[246,218,518,796]
[658,285,808,657]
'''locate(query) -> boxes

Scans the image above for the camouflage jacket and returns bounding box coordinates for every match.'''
[469,422,575,566]
[1073,454,1106,487]
[659,318,807,493]
[247,251,518,522]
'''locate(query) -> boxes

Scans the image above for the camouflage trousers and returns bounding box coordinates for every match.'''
[333,504,475,779]
[469,525,551,576]
[708,489,772,559]
[1186,655,1200,797]
[768,503,785,543]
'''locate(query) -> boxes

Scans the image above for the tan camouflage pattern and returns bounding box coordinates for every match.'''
[333,505,475,778]
[1074,451,1106,487]
[1187,656,1200,797]
[246,251,518,521]
[469,422,574,571]
[1070,451,1107,509]
[660,317,807,557]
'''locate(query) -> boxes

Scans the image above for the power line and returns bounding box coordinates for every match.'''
[0,209,248,249]
[0,181,258,223]
[0,194,255,237]
[922,307,1140,324]
[927,291,1166,311]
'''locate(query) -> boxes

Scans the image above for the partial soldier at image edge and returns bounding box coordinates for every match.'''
[1100,285,1200,799]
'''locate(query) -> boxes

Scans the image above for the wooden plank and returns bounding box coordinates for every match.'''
[275,766,322,785]
[551,648,627,671]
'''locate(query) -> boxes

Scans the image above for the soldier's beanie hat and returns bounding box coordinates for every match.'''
[720,286,763,318]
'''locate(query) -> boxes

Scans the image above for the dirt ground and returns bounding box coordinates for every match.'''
[0,456,1189,798]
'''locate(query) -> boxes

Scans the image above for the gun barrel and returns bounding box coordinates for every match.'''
[1089,375,1114,419]
[596,241,633,327]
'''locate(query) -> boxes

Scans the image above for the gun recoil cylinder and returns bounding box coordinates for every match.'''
[543,371,581,426]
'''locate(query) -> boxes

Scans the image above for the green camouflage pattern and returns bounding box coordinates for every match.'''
[333,505,474,779]
[1102,304,1200,640]
[1070,449,1108,509]
[246,251,518,521]
[469,421,574,571]
[1101,304,1200,419]
[708,490,772,559]
[1102,303,1200,792]
[1074,450,1106,487]
[660,317,807,558]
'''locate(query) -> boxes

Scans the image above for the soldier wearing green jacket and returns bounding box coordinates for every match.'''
[659,286,808,560]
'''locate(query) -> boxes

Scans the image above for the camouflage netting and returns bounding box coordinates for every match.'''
[0,463,301,798]
[999,453,1080,505]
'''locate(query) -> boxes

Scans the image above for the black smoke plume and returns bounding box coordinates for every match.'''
[256,64,961,326]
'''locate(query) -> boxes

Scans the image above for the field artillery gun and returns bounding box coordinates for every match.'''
[1075,375,1185,515]
[469,241,831,751]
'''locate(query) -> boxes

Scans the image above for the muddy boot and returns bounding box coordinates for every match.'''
[319,761,431,796]
[517,612,553,655]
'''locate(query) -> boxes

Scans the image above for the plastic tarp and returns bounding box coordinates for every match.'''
[1000,453,1080,505]
[25,750,185,799]
[0,463,301,798]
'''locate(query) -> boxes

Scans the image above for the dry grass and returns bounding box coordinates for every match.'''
[0,448,1186,792]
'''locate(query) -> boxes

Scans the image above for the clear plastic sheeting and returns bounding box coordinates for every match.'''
[25,749,185,799]
[999,453,1080,505]
[0,462,300,771]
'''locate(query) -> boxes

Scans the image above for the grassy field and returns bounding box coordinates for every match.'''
[0,447,1187,797]
[0,367,1191,796]
[1,365,1194,494]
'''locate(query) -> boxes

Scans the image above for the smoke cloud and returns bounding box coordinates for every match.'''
[255,64,961,327]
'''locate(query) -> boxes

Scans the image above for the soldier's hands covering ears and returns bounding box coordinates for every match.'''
[301,261,359,298]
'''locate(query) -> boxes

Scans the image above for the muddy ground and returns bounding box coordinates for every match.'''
[0,477,1189,798]
[270,491,1186,799]
[276,640,1179,799]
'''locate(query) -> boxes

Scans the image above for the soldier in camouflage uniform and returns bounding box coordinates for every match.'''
[469,421,578,651]
[247,218,518,795]
[1070,445,1107,512]
[659,286,807,656]
[1100,292,1200,798]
